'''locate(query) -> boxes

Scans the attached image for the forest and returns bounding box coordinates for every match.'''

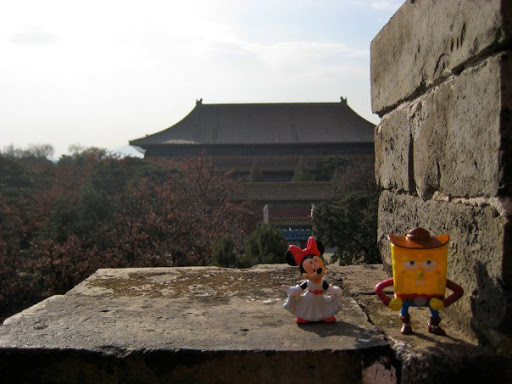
[0,145,378,320]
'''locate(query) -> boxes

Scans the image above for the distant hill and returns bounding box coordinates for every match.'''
[110,145,144,158]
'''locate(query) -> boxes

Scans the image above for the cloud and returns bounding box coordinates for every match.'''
[219,40,368,73]
[369,1,403,11]
[0,0,384,157]
[350,0,402,11]
[9,25,57,45]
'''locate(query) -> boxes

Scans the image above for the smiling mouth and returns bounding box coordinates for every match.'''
[414,280,426,285]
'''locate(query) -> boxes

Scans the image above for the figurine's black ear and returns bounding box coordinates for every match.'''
[285,250,297,266]
[316,240,325,256]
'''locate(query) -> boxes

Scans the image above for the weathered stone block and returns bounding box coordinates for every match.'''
[375,52,512,198]
[371,0,512,115]
[378,190,511,350]
[374,105,413,192]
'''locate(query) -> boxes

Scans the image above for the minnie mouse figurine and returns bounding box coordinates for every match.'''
[284,236,342,324]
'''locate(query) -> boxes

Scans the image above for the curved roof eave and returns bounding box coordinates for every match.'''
[129,100,376,147]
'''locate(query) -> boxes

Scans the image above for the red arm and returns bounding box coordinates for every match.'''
[444,279,464,307]
[374,278,394,306]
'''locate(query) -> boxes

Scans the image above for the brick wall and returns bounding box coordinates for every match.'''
[371,0,511,353]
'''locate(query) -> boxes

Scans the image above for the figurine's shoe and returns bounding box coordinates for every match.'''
[400,314,413,335]
[296,317,309,324]
[323,316,336,323]
[427,316,446,336]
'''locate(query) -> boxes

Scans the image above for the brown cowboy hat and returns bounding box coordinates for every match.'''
[388,227,450,249]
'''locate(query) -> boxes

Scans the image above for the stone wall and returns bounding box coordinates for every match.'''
[371,0,511,353]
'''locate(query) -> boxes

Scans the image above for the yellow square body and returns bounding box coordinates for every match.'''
[391,244,448,296]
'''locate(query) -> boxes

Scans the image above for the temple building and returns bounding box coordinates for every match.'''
[130,98,375,242]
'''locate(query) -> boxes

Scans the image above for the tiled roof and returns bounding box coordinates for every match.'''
[130,100,375,147]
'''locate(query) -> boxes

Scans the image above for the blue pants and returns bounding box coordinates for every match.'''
[400,301,439,318]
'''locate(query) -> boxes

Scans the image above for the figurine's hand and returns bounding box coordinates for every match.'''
[327,285,343,297]
[429,298,445,311]
[388,298,403,311]
[287,285,303,297]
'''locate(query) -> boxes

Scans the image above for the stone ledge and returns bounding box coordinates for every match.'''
[1,265,510,383]
[338,265,512,383]
[0,266,391,383]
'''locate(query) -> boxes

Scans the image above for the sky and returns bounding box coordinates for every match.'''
[1,0,403,158]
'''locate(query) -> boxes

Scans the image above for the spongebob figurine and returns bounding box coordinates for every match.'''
[375,227,463,335]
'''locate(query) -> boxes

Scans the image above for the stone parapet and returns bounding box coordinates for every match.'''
[1,266,509,383]
[0,266,392,384]
[371,0,512,115]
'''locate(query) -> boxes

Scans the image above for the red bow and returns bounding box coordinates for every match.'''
[288,236,321,265]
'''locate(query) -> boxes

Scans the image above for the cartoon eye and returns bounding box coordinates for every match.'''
[422,260,438,271]
[403,260,418,271]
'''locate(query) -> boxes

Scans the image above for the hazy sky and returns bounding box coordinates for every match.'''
[1,0,403,158]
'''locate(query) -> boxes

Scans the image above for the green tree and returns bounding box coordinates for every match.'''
[211,234,236,267]
[244,222,288,265]
[249,161,264,181]
[313,191,380,265]
[313,156,349,181]
[1,144,54,159]
[292,157,314,182]
[38,198,77,243]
